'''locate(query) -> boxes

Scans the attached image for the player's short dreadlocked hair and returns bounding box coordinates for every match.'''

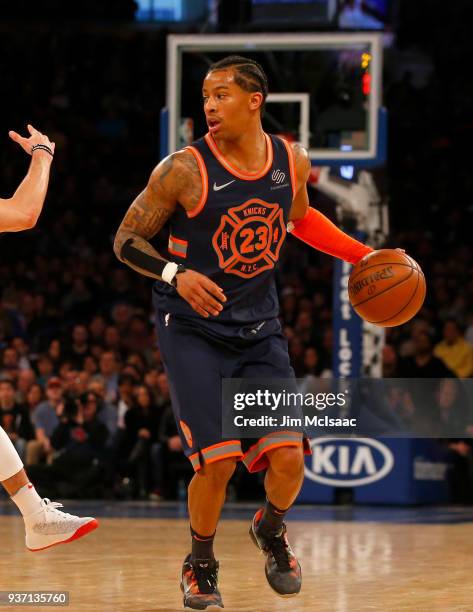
[208,55,269,112]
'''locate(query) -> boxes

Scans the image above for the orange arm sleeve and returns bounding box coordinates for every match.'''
[289,207,373,264]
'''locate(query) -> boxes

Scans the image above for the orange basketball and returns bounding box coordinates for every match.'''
[348,249,426,327]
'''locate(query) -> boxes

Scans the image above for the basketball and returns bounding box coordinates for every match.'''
[348,249,426,327]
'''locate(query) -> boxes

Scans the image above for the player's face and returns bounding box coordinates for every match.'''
[202,69,260,139]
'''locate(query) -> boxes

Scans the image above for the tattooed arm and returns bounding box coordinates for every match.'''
[113,153,180,279]
[114,150,226,317]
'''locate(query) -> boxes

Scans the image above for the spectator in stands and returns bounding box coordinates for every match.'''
[0,347,20,382]
[36,354,55,387]
[382,344,399,377]
[437,379,471,437]
[154,372,169,407]
[93,350,120,403]
[47,339,63,371]
[11,337,31,369]
[293,311,317,347]
[86,378,118,441]
[122,385,161,498]
[25,383,44,416]
[62,369,90,399]
[84,355,99,376]
[27,376,64,465]
[395,330,455,432]
[115,373,135,428]
[434,319,473,378]
[28,393,109,498]
[104,325,123,356]
[0,379,34,460]
[303,347,325,377]
[399,331,454,378]
[111,302,133,337]
[89,315,107,344]
[66,324,91,369]
[124,316,153,356]
[126,351,148,377]
[16,368,36,403]
[158,402,193,499]
[280,291,298,327]
[51,392,108,459]
[143,369,162,403]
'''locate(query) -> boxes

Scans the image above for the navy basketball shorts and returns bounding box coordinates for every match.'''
[155,310,312,473]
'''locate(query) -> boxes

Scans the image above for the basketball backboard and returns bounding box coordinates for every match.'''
[164,33,385,166]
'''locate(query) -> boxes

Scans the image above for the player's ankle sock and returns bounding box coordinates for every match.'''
[257,498,289,536]
[10,483,42,518]
[190,525,215,560]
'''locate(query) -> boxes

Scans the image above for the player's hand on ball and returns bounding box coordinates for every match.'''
[175,269,226,318]
[9,124,55,158]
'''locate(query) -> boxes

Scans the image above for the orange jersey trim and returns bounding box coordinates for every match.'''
[204,132,273,181]
[281,138,297,199]
[201,440,241,453]
[170,235,188,246]
[168,234,188,259]
[168,246,187,258]
[203,451,243,465]
[185,146,209,218]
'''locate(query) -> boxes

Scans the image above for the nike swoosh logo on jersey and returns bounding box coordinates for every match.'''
[213,180,235,191]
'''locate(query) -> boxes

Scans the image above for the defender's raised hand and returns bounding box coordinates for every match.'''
[9,124,55,158]
[0,125,55,232]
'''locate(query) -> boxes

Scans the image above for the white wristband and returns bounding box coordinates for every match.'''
[162,262,179,285]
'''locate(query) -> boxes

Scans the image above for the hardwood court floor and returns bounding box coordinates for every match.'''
[1,515,473,612]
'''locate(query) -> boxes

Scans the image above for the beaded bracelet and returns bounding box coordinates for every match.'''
[31,144,54,157]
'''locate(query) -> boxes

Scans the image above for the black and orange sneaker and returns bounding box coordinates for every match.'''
[249,509,302,597]
[181,554,224,610]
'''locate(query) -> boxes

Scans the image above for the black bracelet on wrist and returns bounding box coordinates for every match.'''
[31,144,54,157]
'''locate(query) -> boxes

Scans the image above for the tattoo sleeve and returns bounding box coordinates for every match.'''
[113,154,179,281]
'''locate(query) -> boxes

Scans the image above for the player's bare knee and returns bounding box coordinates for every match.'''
[199,457,237,484]
[267,445,304,478]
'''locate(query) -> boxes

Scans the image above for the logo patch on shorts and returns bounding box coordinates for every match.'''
[180,420,193,448]
[212,198,286,279]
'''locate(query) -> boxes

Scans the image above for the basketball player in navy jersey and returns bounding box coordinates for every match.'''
[114,56,372,609]
[1,125,98,550]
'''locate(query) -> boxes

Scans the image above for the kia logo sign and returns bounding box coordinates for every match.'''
[305,438,394,487]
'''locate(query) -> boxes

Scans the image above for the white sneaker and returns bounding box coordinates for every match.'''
[24,498,99,552]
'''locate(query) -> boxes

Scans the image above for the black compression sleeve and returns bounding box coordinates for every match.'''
[120,238,168,277]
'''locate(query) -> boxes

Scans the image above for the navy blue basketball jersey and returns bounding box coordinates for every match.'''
[153,132,296,340]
